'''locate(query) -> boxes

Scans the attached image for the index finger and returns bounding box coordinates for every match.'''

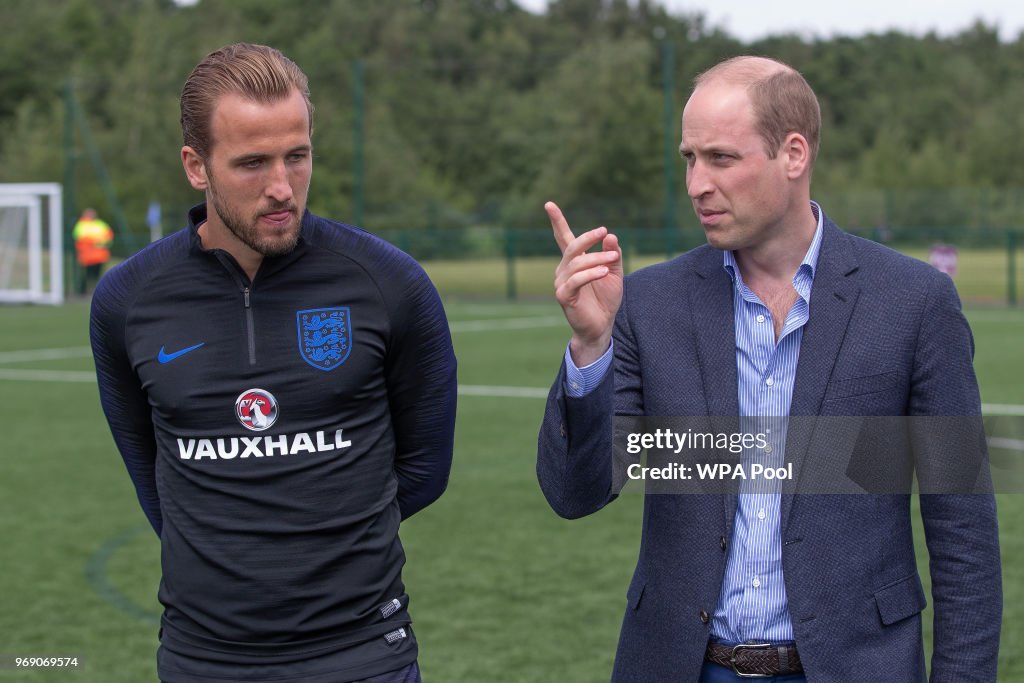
[545,201,575,253]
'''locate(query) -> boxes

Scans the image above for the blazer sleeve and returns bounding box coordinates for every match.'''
[537,285,645,519]
[910,273,1001,683]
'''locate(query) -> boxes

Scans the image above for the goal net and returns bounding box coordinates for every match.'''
[0,183,63,305]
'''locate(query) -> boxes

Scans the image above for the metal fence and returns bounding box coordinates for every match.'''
[378,224,1020,306]
[93,200,1020,306]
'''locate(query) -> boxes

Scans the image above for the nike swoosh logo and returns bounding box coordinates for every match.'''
[158,343,205,364]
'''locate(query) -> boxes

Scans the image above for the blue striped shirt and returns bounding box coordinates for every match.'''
[565,202,825,644]
[712,203,823,643]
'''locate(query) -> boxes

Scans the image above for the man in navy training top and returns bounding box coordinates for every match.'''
[538,55,1000,682]
[90,43,456,683]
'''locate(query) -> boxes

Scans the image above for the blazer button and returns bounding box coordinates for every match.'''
[560,422,566,438]
[720,536,727,551]
[700,610,710,624]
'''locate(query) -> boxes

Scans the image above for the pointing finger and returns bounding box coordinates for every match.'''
[546,201,575,253]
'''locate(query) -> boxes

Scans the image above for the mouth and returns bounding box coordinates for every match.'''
[697,208,727,225]
[259,209,295,226]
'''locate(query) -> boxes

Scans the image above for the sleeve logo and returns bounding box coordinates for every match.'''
[296,307,352,371]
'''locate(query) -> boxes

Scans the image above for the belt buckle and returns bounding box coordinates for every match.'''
[730,642,772,679]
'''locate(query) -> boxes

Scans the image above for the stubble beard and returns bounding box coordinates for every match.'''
[207,180,302,259]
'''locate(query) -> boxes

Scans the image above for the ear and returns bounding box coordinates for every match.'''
[181,146,209,191]
[781,132,811,180]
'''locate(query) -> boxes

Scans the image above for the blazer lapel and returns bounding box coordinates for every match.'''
[782,219,861,526]
[688,248,742,528]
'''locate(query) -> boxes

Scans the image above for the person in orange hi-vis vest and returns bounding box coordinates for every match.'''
[73,208,113,293]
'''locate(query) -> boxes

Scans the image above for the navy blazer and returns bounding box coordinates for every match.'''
[538,217,1001,682]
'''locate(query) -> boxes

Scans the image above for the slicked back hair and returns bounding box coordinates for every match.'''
[694,56,820,164]
[180,43,313,159]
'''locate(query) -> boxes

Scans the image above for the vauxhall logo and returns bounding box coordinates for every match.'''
[174,388,353,461]
[235,388,279,431]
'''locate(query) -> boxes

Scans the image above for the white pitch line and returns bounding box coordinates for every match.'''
[0,350,1021,415]
[988,437,1024,451]
[0,369,555,398]
[981,403,1024,416]
[0,368,95,382]
[0,317,566,368]
[0,346,92,363]
[449,315,565,333]
[458,384,549,399]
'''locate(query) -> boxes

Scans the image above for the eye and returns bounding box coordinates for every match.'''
[242,158,263,169]
[288,152,309,163]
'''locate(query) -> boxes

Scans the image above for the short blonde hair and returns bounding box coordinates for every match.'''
[180,43,313,158]
[694,56,820,163]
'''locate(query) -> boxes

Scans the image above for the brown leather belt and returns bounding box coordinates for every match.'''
[705,641,803,678]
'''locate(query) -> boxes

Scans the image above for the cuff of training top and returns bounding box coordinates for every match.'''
[564,340,613,398]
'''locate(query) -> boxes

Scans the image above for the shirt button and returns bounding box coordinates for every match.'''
[757,509,766,520]
[764,444,773,454]
[700,610,710,624]
[752,577,761,588]
[765,377,774,387]
[756,314,766,323]
[570,382,580,390]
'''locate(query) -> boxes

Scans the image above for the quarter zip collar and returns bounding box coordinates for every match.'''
[186,203,313,281]
[185,203,314,367]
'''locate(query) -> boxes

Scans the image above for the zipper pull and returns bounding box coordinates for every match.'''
[244,287,251,308]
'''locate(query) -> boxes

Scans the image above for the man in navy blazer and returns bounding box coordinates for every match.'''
[538,56,1001,682]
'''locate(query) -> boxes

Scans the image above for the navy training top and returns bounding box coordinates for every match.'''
[90,205,456,674]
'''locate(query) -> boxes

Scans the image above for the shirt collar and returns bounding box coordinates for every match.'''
[723,201,825,293]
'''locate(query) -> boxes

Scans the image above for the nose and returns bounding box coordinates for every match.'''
[686,160,714,200]
[265,160,293,203]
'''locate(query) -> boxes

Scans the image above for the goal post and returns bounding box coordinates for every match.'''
[0,183,63,305]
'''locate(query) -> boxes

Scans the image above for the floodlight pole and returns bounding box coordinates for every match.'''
[1009,229,1018,307]
[63,81,79,295]
[353,60,365,228]
[661,40,676,259]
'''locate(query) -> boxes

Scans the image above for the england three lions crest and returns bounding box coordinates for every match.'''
[297,307,352,371]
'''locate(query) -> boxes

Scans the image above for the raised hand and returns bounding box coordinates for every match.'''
[547,201,623,367]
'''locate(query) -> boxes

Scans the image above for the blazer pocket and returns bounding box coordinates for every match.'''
[826,371,902,400]
[874,573,927,625]
[626,569,647,611]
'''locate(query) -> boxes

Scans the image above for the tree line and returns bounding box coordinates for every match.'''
[3,0,1023,251]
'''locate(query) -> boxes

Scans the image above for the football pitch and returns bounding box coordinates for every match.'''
[0,299,1021,682]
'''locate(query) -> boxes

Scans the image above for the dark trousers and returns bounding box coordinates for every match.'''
[699,661,806,682]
